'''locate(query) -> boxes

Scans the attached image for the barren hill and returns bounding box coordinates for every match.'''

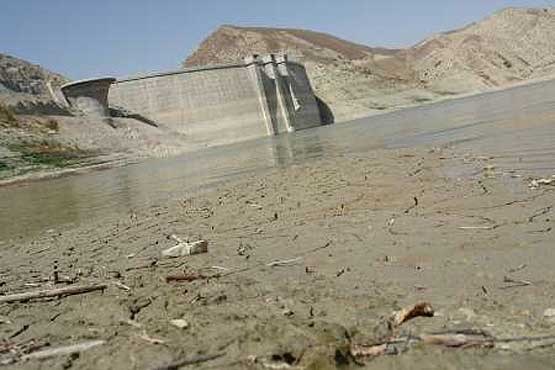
[0,53,68,114]
[184,7,555,121]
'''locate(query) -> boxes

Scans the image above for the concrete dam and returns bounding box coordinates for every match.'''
[61,54,327,147]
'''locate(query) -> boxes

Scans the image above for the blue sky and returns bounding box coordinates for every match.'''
[1,0,552,79]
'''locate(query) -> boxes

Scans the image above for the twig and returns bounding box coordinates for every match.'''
[404,196,419,214]
[266,258,302,267]
[114,282,131,291]
[0,284,107,303]
[350,343,388,357]
[458,226,495,230]
[8,325,29,339]
[137,331,165,345]
[152,352,225,370]
[508,264,527,273]
[389,302,434,327]
[20,340,105,361]
[210,266,230,271]
[419,333,494,348]
[125,260,158,271]
[165,272,209,283]
[500,276,532,289]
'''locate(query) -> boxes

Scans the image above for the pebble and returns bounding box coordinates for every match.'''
[170,319,189,329]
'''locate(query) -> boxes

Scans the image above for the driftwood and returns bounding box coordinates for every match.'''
[389,302,434,327]
[419,332,494,348]
[0,284,107,303]
[165,272,211,283]
[152,352,225,370]
[137,332,165,345]
[21,340,105,361]
[350,332,494,358]
[501,276,532,289]
[266,257,302,267]
[350,343,388,357]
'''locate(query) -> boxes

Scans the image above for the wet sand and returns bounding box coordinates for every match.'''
[1,141,554,368]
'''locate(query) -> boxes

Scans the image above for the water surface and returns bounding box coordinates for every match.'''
[1,79,555,239]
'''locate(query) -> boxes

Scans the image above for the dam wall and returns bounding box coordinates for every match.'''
[108,54,323,146]
[61,77,115,118]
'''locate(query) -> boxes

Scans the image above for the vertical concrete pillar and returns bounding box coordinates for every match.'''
[244,55,275,135]
[262,54,293,133]
[275,54,297,132]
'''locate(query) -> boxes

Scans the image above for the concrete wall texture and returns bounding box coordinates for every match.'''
[108,54,323,146]
[61,77,115,118]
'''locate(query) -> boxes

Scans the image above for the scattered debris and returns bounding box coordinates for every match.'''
[282,309,294,317]
[151,352,225,370]
[458,226,496,230]
[266,257,303,267]
[19,340,104,363]
[501,276,532,289]
[113,282,131,291]
[125,259,159,271]
[404,196,419,214]
[389,302,434,327]
[169,319,189,329]
[8,325,29,339]
[0,338,47,366]
[350,343,388,358]
[165,272,209,283]
[418,331,494,348]
[247,202,263,210]
[210,265,230,271]
[0,284,107,304]
[162,236,208,258]
[529,175,555,190]
[128,296,152,320]
[137,331,165,345]
[508,264,527,273]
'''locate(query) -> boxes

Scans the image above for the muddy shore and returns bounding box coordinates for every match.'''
[1,141,554,369]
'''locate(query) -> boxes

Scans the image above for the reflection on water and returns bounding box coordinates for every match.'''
[1,79,555,239]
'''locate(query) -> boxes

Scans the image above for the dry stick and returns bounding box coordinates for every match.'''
[165,273,209,283]
[419,333,494,348]
[0,284,107,304]
[458,226,495,230]
[152,352,225,370]
[389,302,434,327]
[266,257,303,267]
[501,276,532,289]
[20,340,105,361]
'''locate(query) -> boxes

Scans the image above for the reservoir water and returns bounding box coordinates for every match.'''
[1,79,554,239]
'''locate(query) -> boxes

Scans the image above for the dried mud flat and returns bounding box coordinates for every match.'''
[1,144,554,369]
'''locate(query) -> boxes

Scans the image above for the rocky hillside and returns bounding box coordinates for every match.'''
[0,53,68,114]
[402,7,555,93]
[184,7,555,121]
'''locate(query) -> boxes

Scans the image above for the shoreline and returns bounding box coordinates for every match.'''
[2,75,555,188]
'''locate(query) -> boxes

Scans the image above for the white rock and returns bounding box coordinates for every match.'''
[162,240,208,258]
[543,308,555,318]
[170,319,189,329]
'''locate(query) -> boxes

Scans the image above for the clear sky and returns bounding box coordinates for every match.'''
[1,0,552,79]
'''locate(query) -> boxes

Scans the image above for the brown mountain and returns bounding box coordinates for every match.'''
[184,7,555,122]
